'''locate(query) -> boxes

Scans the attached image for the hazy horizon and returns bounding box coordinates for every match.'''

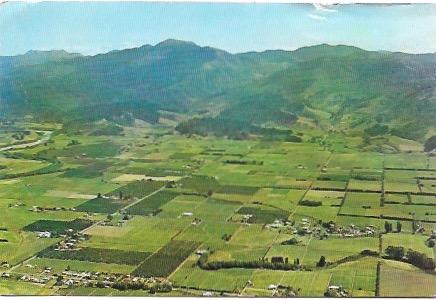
[1,2,435,56]
[4,38,436,58]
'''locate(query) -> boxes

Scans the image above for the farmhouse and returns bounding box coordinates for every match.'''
[267,219,287,229]
[37,231,51,238]
[196,249,208,255]
[242,214,253,222]
[326,285,349,297]
[192,218,202,225]
[64,279,74,287]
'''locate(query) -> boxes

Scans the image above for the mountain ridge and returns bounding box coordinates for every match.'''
[1,39,435,145]
[4,39,436,58]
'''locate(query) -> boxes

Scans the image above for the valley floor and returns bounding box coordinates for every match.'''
[0,122,435,297]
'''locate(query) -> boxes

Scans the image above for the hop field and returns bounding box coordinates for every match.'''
[23,219,93,234]
[132,240,200,277]
[38,246,152,265]
[126,190,178,215]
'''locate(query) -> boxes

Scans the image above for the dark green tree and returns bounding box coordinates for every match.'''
[385,246,405,260]
[396,221,402,233]
[384,221,392,233]
[317,256,326,267]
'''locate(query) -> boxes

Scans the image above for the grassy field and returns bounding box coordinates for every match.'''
[379,260,436,297]
[14,257,136,274]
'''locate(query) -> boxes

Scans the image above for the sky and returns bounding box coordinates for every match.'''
[0,2,435,56]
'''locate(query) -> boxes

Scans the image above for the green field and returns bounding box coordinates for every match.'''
[1,119,435,297]
[380,260,436,297]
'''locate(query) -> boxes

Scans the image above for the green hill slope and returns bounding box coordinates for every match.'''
[1,40,435,141]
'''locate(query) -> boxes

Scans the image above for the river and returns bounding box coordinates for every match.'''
[0,130,52,151]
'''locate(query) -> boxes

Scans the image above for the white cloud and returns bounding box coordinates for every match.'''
[313,4,337,13]
[308,13,326,21]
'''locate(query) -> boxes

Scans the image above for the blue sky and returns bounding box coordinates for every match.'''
[0,2,435,55]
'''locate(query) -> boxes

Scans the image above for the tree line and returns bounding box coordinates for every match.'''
[384,246,435,271]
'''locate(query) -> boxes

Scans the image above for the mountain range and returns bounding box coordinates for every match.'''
[1,39,435,145]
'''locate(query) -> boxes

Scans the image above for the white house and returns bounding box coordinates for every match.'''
[38,231,51,238]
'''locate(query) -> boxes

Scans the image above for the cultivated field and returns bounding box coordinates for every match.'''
[0,121,435,297]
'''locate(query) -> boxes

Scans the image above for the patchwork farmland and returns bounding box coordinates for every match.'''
[0,122,435,297]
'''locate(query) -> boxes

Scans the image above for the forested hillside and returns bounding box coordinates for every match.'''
[1,40,435,143]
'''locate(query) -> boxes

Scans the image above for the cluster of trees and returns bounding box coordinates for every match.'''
[324,286,348,297]
[221,233,232,242]
[67,139,81,146]
[384,245,404,259]
[390,122,427,141]
[363,124,389,137]
[299,199,322,207]
[321,220,335,229]
[407,250,435,270]
[11,131,31,141]
[149,283,173,294]
[360,249,379,256]
[274,285,300,297]
[224,159,263,165]
[325,250,379,269]
[271,257,288,263]
[384,221,401,233]
[176,117,302,142]
[199,259,301,271]
[281,237,299,245]
[110,281,147,291]
[197,253,304,271]
[109,281,172,293]
[424,135,436,152]
[385,246,435,270]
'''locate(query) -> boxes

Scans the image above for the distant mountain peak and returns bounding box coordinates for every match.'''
[25,49,69,55]
[155,39,198,48]
[22,49,82,58]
